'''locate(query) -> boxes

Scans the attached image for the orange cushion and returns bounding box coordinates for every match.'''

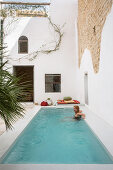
[57,100,80,104]
[64,100,75,104]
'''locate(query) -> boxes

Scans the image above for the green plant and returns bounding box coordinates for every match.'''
[63,96,72,101]
[0,61,25,130]
[47,98,50,100]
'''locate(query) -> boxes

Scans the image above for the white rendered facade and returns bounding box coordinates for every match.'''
[5,0,77,104]
[5,0,113,127]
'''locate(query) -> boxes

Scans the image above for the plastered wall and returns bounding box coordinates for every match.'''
[75,2,113,127]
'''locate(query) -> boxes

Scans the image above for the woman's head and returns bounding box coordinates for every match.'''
[74,105,80,113]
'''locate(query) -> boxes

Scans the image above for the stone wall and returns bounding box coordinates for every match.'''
[78,0,112,73]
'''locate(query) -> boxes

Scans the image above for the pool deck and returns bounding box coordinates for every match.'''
[0,164,113,170]
[0,104,41,160]
[0,104,113,170]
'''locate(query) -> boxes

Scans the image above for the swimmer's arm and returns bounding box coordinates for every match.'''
[78,112,85,119]
[75,113,79,117]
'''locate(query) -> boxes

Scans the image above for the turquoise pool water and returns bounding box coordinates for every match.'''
[1,108,113,164]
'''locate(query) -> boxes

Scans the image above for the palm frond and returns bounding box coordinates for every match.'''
[0,62,26,130]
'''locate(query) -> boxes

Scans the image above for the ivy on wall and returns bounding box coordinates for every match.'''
[20,16,65,61]
[0,3,65,61]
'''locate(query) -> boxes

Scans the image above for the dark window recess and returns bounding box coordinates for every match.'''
[18,36,28,53]
[45,74,61,93]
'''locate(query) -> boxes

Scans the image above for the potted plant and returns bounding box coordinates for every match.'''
[46,98,53,106]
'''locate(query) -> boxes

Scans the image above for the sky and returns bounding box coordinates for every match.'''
[3,0,50,2]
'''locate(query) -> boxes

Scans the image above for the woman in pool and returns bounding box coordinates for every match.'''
[74,106,85,120]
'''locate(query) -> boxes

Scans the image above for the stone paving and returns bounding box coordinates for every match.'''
[0,103,35,136]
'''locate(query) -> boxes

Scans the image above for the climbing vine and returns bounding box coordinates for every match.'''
[23,17,65,61]
[0,3,65,61]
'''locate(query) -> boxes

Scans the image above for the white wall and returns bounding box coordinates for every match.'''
[75,5,113,127]
[5,0,78,104]
[6,0,113,128]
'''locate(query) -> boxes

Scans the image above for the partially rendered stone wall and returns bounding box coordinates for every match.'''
[78,0,112,73]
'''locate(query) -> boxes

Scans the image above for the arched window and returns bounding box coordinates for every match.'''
[18,36,28,54]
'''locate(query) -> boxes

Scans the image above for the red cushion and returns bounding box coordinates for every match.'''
[73,100,80,104]
[41,101,48,106]
[57,101,65,104]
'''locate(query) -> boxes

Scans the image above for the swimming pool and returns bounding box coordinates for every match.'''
[1,108,113,164]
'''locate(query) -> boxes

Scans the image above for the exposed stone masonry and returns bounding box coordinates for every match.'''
[78,0,112,73]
